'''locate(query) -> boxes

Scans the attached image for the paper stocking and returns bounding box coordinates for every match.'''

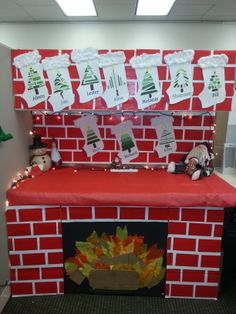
[164,50,194,104]
[98,52,129,108]
[111,120,138,162]
[151,116,176,158]
[42,54,75,111]
[13,50,48,108]
[74,115,104,157]
[130,53,162,109]
[71,48,103,103]
[198,54,228,108]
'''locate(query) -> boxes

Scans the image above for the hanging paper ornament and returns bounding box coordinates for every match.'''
[130,53,162,110]
[198,54,228,108]
[42,54,75,111]
[74,115,104,157]
[164,50,194,104]
[98,52,129,108]
[151,116,177,158]
[13,50,48,108]
[111,120,138,162]
[71,48,103,103]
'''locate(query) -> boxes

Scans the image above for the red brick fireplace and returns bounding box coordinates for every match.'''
[6,204,223,299]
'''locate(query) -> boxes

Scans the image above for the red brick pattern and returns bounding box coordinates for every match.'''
[6,205,224,299]
[12,49,235,112]
[31,112,215,165]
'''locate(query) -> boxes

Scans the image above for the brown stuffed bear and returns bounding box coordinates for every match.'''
[167,142,214,180]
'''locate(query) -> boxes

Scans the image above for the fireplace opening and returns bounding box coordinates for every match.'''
[62,222,167,296]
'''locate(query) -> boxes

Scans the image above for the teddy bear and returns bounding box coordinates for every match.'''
[167,142,214,180]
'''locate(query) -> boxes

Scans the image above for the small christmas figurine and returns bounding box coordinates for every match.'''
[29,134,51,172]
[51,138,62,168]
[167,142,214,180]
[0,126,13,142]
[111,156,123,169]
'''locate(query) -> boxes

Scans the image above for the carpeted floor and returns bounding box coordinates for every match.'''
[2,276,236,314]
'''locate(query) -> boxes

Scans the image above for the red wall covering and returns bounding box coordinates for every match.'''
[12,49,235,112]
[6,205,224,299]
[33,112,215,165]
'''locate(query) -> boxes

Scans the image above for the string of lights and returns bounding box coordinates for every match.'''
[8,109,216,195]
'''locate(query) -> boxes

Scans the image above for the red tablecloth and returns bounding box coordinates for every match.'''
[7,167,236,207]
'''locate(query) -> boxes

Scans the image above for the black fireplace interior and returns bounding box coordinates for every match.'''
[62,222,168,296]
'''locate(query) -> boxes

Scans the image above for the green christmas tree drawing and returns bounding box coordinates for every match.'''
[108,66,125,97]
[208,71,221,92]
[54,72,70,99]
[87,126,100,148]
[121,133,135,153]
[81,64,99,91]
[159,126,175,146]
[140,69,157,98]
[173,67,189,93]
[27,66,45,95]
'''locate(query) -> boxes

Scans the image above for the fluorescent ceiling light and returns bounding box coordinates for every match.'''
[56,0,97,16]
[136,0,176,16]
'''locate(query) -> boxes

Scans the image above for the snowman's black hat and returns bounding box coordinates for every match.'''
[29,134,47,150]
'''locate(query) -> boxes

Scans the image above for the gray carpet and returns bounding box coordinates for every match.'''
[2,277,236,314]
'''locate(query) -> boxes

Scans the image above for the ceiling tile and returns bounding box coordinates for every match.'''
[95,0,136,3]
[176,0,217,4]
[13,0,55,4]
[204,1,236,16]
[169,3,212,16]
[0,1,31,18]
[23,4,66,20]
[96,4,136,18]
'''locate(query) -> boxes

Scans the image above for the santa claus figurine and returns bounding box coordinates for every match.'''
[29,134,52,172]
[167,142,214,180]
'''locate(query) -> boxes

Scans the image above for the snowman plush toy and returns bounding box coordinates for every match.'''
[29,134,52,172]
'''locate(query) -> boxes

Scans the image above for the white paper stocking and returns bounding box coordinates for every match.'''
[111,120,138,162]
[98,52,129,108]
[13,50,48,108]
[151,116,176,158]
[71,48,103,103]
[74,115,104,157]
[198,54,228,108]
[164,50,194,104]
[130,54,162,110]
[42,54,75,111]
